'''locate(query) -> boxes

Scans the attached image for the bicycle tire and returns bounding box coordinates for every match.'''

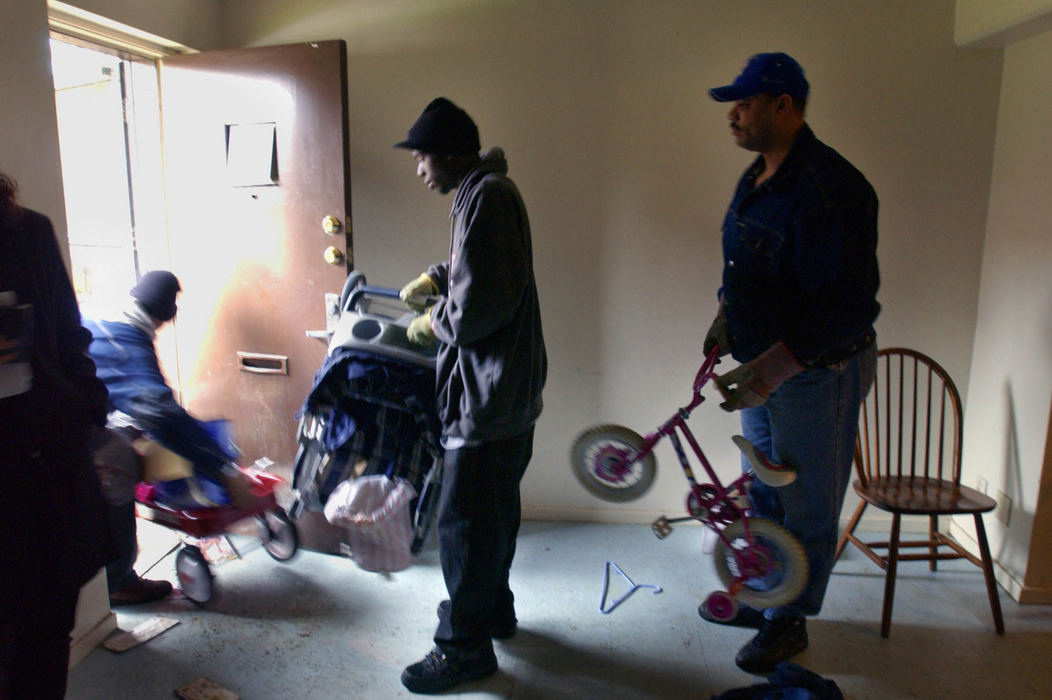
[712,518,808,609]
[570,424,656,502]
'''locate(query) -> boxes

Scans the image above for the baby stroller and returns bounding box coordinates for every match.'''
[133,422,299,604]
[288,272,442,561]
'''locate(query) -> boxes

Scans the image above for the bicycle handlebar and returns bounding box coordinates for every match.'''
[692,346,723,395]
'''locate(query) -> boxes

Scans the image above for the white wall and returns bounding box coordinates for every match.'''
[216,0,1003,524]
[1,0,69,254]
[957,28,1052,602]
[956,0,1052,46]
[0,0,224,257]
[7,0,1048,602]
[60,0,223,51]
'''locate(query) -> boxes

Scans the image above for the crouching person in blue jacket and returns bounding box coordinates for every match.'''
[84,270,254,605]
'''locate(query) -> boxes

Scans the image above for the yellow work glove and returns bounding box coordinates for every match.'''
[399,273,438,312]
[407,308,436,347]
[715,341,803,412]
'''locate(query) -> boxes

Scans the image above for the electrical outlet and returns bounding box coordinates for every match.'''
[977,476,988,494]
[995,490,1012,526]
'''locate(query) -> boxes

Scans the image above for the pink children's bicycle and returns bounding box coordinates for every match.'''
[570,347,809,620]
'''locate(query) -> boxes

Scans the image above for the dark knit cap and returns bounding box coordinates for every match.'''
[394,97,480,155]
[130,270,181,321]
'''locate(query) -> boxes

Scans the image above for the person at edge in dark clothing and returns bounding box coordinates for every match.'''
[699,53,879,673]
[1,171,116,699]
[394,97,547,694]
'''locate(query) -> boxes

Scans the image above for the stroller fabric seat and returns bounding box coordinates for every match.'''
[298,347,439,503]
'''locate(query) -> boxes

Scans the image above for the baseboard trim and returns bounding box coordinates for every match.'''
[69,611,117,669]
[947,518,1052,604]
[523,505,931,531]
[523,505,660,524]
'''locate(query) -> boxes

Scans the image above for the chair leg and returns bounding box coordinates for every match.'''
[973,513,1005,635]
[880,513,901,638]
[929,514,938,572]
[835,501,867,563]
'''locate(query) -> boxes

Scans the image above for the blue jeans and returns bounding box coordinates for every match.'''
[740,343,876,619]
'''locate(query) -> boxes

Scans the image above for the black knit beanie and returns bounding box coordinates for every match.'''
[393,97,480,156]
[130,270,181,321]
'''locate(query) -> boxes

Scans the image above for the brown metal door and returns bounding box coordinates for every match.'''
[158,41,351,549]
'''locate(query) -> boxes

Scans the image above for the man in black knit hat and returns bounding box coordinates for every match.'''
[395,98,547,694]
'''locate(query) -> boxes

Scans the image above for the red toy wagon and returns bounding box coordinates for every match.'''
[134,463,298,604]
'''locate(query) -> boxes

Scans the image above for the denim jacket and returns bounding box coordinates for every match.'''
[720,124,880,366]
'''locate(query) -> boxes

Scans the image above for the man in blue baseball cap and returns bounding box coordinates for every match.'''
[698,53,880,673]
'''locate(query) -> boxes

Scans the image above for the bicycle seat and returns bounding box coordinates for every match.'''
[732,435,797,487]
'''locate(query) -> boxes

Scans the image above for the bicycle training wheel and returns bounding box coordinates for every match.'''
[712,518,808,609]
[570,424,656,502]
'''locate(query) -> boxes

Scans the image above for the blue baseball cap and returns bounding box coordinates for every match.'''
[709,52,809,103]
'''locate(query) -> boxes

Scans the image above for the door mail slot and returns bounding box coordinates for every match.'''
[237,351,288,375]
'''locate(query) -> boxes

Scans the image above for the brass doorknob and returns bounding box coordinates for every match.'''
[323,246,344,265]
[322,215,342,235]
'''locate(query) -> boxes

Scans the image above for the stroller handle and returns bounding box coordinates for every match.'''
[343,284,401,313]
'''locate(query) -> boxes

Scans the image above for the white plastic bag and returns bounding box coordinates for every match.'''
[324,475,417,573]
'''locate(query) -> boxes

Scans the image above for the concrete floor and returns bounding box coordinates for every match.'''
[67,520,1052,699]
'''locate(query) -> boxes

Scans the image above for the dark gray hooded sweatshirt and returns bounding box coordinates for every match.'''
[426,148,547,442]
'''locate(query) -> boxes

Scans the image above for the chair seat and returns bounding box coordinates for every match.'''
[854,477,996,515]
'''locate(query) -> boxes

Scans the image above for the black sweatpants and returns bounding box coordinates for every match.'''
[433,427,534,657]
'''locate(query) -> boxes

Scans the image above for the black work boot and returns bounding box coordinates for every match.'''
[734,615,808,674]
[401,646,498,694]
[108,576,173,606]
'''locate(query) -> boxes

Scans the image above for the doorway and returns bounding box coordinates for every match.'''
[50,26,354,552]
[49,35,169,319]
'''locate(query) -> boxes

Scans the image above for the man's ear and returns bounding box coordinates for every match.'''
[774,94,793,114]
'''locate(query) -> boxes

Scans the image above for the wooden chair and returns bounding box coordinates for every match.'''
[835,347,1005,637]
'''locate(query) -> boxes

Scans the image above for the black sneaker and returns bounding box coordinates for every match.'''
[400,646,498,694]
[697,601,766,629]
[437,599,517,640]
[735,616,808,674]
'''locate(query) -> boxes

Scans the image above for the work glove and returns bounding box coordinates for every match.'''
[399,273,438,312]
[703,300,731,357]
[714,341,803,412]
[407,308,436,347]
